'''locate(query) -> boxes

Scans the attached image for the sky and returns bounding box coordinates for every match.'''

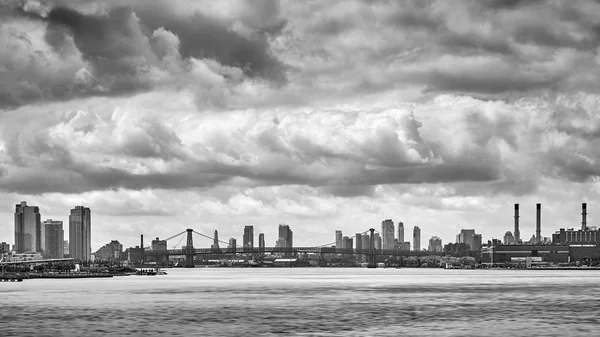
[1,0,600,251]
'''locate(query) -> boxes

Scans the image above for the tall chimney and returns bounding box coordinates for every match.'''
[582,203,587,231]
[536,203,541,244]
[514,204,520,244]
[141,234,144,249]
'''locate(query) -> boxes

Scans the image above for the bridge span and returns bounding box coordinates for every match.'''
[138,228,438,268]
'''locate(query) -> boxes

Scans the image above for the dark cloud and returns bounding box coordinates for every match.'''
[133,5,288,85]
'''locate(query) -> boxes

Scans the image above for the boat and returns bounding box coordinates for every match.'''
[136,269,157,276]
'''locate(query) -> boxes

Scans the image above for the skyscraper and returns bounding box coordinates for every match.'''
[428,236,442,252]
[228,238,237,252]
[243,226,254,249]
[278,224,293,249]
[381,219,395,251]
[456,229,482,251]
[374,233,382,250]
[69,206,91,261]
[44,219,64,259]
[413,226,421,251]
[259,233,265,252]
[14,201,41,253]
[335,230,343,249]
[398,222,404,243]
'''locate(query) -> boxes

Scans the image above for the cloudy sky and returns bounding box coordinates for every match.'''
[1,0,599,251]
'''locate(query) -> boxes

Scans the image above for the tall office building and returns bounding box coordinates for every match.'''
[355,233,363,251]
[381,219,395,251]
[258,233,265,252]
[374,233,382,250]
[228,238,237,252]
[456,229,482,251]
[69,206,91,261]
[335,230,343,249]
[428,236,442,252]
[398,222,404,243]
[243,226,254,248]
[278,224,293,249]
[14,201,41,253]
[43,219,64,259]
[413,226,421,251]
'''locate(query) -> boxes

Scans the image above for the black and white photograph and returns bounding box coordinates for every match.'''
[1,0,600,336]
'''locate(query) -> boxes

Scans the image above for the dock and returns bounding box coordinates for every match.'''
[1,275,24,282]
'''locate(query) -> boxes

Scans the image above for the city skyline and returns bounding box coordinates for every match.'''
[0,199,596,252]
[0,1,599,253]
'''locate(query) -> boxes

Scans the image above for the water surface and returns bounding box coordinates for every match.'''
[2,268,599,336]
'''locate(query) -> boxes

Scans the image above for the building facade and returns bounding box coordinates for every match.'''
[228,238,237,252]
[413,226,421,251]
[504,231,515,245]
[14,201,41,253]
[381,219,395,251]
[335,230,343,249]
[278,224,293,249]
[258,233,265,252]
[456,229,482,251]
[428,236,442,252]
[398,222,404,243]
[44,220,64,259]
[69,206,91,261]
[94,240,123,262]
[151,237,167,251]
[243,226,254,249]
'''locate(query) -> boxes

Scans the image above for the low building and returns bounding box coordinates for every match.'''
[4,252,43,262]
[482,244,570,265]
[94,240,123,262]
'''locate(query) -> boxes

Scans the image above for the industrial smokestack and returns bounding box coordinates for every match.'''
[141,234,144,249]
[514,204,520,244]
[536,204,541,244]
[582,203,588,231]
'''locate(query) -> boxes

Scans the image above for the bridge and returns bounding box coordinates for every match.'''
[137,228,436,268]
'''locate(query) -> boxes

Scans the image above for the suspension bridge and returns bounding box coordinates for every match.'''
[139,228,435,268]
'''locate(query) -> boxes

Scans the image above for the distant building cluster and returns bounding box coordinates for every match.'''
[5,201,91,261]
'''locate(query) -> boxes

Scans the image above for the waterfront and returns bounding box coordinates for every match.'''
[1,269,600,336]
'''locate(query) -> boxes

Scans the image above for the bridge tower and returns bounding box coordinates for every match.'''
[185,228,195,268]
[368,228,376,268]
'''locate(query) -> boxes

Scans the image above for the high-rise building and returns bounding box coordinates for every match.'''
[152,237,167,250]
[355,233,363,251]
[413,226,421,251]
[14,201,41,253]
[243,226,254,249]
[0,242,10,253]
[398,222,404,243]
[228,238,237,252]
[504,231,515,245]
[64,240,69,255]
[536,203,542,244]
[69,206,91,261]
[278,224,293,249]
[456,229,482,251]
[381,219,395,251]
[335,230,343,249]
[212,230,220,250]
[258,233,265,252]
[428,236,442,252]
[374,233,382,250]
[43,220,64,259]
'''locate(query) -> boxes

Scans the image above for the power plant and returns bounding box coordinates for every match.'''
[483,202,599,267]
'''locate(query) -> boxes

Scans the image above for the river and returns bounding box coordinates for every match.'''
[1,268,599,336]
